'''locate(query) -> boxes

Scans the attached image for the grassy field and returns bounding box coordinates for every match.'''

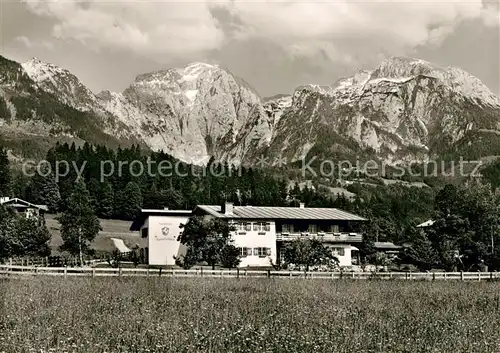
[45,214,142,254]
[1,279,500,353]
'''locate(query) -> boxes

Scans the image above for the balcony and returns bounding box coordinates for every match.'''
[276,232,362,243]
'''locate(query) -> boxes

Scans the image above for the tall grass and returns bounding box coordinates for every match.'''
[1,278,500,352]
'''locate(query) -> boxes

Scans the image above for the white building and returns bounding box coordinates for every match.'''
[194,202,367,268]
[131,203,367,268]
[130,209,192,266]
[0,197,48,220]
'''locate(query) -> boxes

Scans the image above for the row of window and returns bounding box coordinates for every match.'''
[235,222,271,232]
[234,223,347,234]
[281,224,341,233]
[239,247,272,257]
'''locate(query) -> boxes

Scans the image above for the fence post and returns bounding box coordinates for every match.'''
[119,267,123,277]
[147,268,150,277]
[409,271,412,280]
[64,266,67,279]
[432,272,435,281]
[491,272,493,281]
[237,268,240,279]
[478,272,481,281]
[267,269,270,279]
[92,268,95,278]
[461,271,464,281]
[159,268,162,277]
[200,267,203,277]
[220,269,223,278]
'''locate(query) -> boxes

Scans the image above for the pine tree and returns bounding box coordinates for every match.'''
[87,178,101,213]
[15,217,51,257]
[116,182,143,220]
[0,146,11,197]
[0,205,17,260]
[57,179,101,265]
[28,164,61,213]
[99,182,114,219]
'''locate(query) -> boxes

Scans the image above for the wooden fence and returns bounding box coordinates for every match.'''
[5,256,108,268]
[0,265,499,281]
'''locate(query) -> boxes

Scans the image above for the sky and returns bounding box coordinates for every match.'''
[1,0,499,98]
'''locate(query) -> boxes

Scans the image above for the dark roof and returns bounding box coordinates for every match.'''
[195,205,367,221]
[129,209,192,231]
[0,198,48,212]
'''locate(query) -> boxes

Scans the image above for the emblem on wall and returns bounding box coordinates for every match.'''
[154,225,175,241]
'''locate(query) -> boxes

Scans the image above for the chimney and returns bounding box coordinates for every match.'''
[299,202,305,209]
[222,202,234,215]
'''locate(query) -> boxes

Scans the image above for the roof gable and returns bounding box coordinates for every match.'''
[0,198,48,212]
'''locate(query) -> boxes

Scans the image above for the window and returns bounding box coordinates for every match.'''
[308,224,318,234]
[253,222,271,232]
[253,247,271,257]
[330,224,340,233]
[331,247,345,256]
[282,224,294,233]
[237,222,252,232]
[141,228,149,238]
[239,247,252,257]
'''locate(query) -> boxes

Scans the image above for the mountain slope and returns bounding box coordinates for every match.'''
[97,62,273,165]
[259,57,500,166]
[0,56,145,159]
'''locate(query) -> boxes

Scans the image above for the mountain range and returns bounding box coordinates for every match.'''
[1,55,500,167]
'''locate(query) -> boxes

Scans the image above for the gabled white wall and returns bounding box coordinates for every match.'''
[143,215,189,266]
[230,220,277,267]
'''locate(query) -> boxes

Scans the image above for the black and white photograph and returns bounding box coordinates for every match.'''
[1,0,500,352]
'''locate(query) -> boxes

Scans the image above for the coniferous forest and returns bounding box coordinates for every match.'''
[4,141,500,271]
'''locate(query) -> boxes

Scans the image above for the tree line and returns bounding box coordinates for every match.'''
[3,142,500,271]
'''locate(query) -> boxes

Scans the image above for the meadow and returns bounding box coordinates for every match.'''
[1,278,500,353]
[44,214,142,254]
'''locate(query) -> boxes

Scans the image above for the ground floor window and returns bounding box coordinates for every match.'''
[253,247,271,257]
[239,247,252,257]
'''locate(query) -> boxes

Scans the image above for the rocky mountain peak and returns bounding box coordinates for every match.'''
[21,57,97,110]
[371,56,436,80]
